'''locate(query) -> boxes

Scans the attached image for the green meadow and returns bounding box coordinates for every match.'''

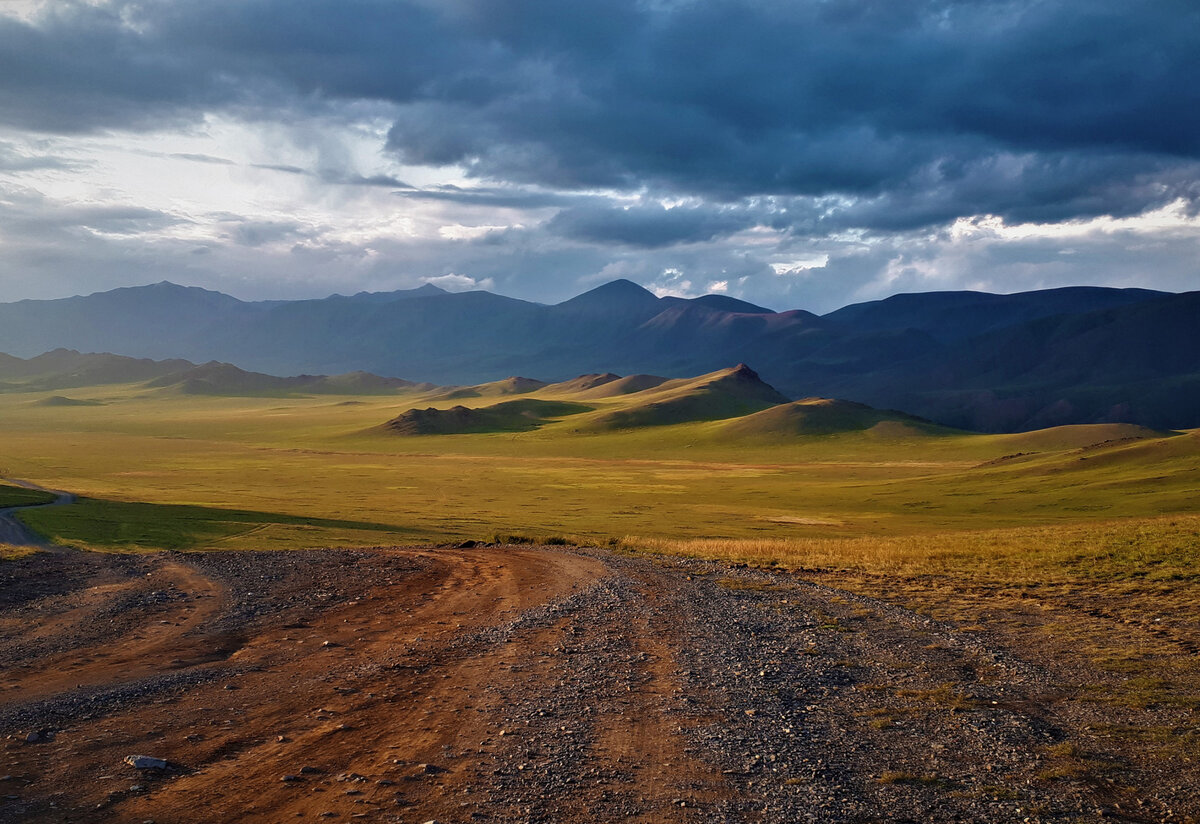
[1,367,1197,564]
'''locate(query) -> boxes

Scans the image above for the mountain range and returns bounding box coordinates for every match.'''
[0,279,1195,432]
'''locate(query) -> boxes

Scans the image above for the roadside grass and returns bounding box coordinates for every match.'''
[0,542,38,561]
[618,515,1200,583]
[16,498,418,551]
[0,482,56,508]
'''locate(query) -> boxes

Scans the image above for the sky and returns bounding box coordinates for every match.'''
[0,0,1197,313]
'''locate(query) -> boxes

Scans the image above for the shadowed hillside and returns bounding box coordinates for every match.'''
[384,399,593,435]
[0,349,194,391]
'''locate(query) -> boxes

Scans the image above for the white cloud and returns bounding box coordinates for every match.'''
[421,273,495,292]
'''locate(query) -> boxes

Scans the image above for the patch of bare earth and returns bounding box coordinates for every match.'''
[0,547,1195,823]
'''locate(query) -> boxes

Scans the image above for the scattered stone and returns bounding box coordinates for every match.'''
[123,755,169,771]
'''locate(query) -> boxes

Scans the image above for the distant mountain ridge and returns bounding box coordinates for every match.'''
[0,279,1195,431]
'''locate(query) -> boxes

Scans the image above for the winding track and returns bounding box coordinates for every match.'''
[0,479,75,549]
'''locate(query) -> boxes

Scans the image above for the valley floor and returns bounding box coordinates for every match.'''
[0,545,1195,823]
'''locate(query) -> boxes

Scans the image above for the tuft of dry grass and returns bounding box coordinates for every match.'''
[878,771,948,786]
[0,543,39,561]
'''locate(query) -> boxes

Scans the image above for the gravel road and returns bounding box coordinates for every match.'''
[0,545,1193,823]
[0,480,75,549]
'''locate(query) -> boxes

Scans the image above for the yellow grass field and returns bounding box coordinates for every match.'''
[0,373,1196,562]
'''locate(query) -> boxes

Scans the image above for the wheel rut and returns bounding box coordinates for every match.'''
[0,546,1192,823]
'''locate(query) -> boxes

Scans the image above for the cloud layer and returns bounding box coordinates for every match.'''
[0,0,1196,310]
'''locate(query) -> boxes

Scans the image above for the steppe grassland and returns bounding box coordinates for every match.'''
[1,380,1197,557]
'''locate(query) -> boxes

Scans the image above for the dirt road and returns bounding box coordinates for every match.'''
[0,481,75,549]
[0,545,1194,823]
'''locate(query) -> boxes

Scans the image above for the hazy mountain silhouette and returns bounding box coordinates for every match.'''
[0,279,1193,431]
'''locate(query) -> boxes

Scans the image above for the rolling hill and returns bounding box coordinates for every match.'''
[383,399,593,435]
[1,279,1195,431]
[0,351,425,397]
[581,364,789,431]
[721,398,951,439]
[0,349,193,391]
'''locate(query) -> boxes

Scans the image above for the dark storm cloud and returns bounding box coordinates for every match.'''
[2,0,1198,237]
[546,201,806,249]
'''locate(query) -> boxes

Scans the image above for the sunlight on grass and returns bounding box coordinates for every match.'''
[621,515,1200,583]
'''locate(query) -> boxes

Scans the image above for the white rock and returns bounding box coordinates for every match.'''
[124,755,168,771]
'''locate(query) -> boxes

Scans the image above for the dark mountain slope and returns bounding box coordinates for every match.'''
[822,286,1167,343]
[0,282,261,360]
[821,291,1200,431]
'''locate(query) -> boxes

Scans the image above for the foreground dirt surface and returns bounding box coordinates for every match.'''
[0,546,1196,823]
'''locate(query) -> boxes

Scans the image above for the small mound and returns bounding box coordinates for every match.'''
[477,376,548,395]
[383,399,593,435]
[430,376,547,401]
[146,362,296,395]
[587,365,788,430]
[992,423,1167,452]
[574,374,669,398]
[724,398,943,438]
[34,395,104,407]
[543,373,622,394]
